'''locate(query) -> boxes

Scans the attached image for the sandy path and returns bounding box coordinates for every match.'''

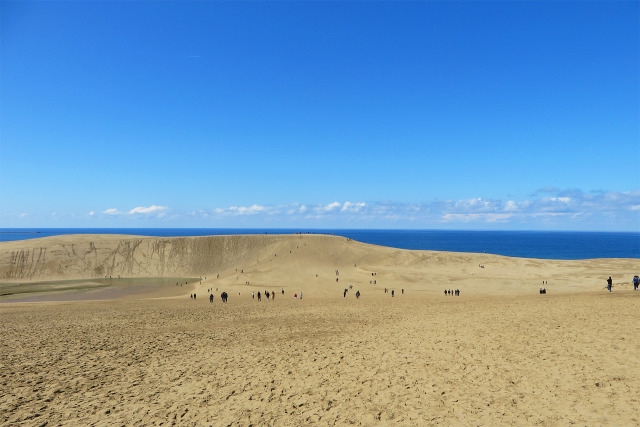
[2,292,639,426]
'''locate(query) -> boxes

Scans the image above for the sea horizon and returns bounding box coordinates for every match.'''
[1,228,638,260]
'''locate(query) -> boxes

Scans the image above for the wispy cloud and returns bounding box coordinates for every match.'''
[215,204,265,216]
[76,189,638,230]
[101,205,168,217]
[129,205,167,214]
[315,201,342,213]
[341,201,366,212]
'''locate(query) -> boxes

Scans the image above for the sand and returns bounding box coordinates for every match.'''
[1,234,639,425]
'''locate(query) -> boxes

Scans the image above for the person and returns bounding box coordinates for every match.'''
[607,276,613,292]
[391,290,394,297]
[210,293,214,303]
[633,275,639,291]
[294,293,297,300]
[252,292,255,299]
[282,288,284,295]
[221,292,228,302]
[272,291,275,301]
[402,289,404,294]
[356,290,360,299]
[300,292,303,299]
[257,291,261,301]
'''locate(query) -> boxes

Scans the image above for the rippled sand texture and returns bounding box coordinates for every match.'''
[2,293,639,426]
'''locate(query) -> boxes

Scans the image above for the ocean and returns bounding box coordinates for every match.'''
[1,228,638,260]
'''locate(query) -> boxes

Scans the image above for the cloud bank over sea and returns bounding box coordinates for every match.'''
[5,189,639,231]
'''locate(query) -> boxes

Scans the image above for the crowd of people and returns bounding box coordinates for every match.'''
[188,263,638,304]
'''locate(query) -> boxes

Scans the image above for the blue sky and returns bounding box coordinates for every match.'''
[1,1,638,230]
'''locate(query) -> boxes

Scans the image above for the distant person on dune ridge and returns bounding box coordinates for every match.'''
[607,276,613,292]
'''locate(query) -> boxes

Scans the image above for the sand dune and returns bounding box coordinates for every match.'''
[1,234,637,297]
[1,234,638,425]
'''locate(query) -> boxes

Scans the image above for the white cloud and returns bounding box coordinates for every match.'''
[504,201,518,211]
[129,205,167,214]
[145,190,638,229]
[104,208,120,215]
[18,213,29,218]
[215,204,265,216]
[316,201,341,213]
[442,213,513,223]
[89,211,95,216]
[341,201,366,212]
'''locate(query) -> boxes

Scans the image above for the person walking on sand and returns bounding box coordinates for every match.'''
[633,275,639,291]
[257,291,261,301]
[294,293,297,300]
[607,276,613,292]
[210,293,214,303]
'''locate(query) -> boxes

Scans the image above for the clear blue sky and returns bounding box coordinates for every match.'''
[1,1,638,230]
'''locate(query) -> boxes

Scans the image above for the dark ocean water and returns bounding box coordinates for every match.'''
[1,228,638,260]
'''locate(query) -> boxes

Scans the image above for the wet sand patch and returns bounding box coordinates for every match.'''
[0,277,199,303]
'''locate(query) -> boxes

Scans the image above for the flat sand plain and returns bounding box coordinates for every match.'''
[1,234,639,425]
